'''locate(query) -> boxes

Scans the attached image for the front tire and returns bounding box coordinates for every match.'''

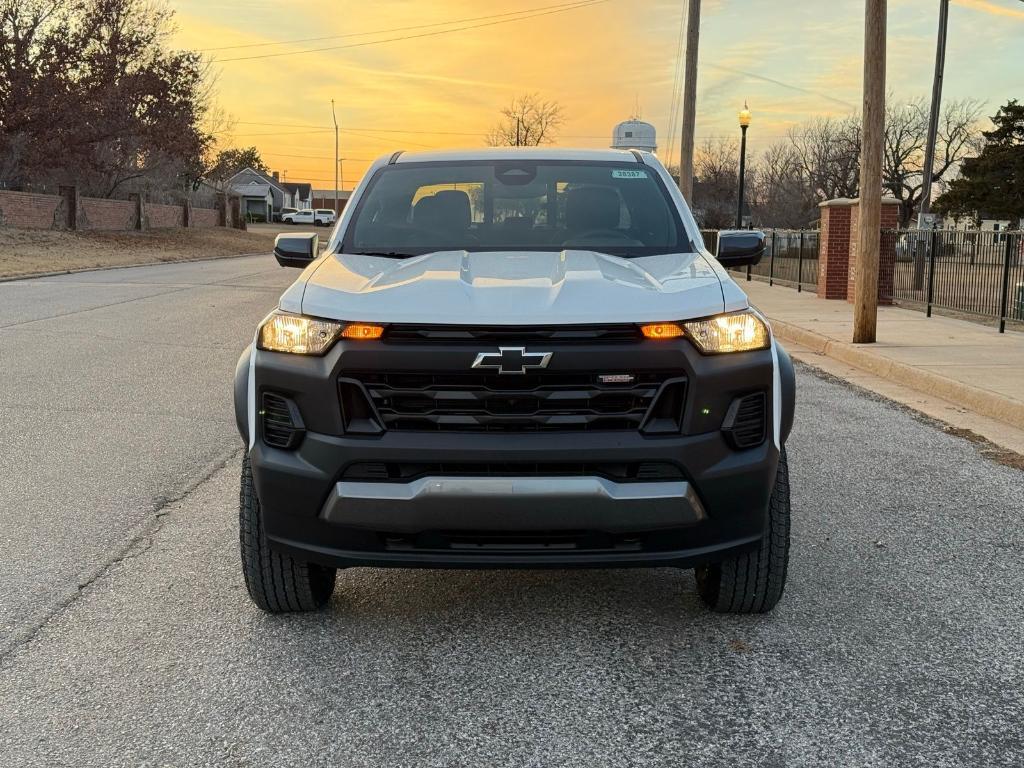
[239,455,336,613]
[695,447,791,613]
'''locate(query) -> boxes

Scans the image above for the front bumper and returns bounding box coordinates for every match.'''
[239,333,788,569]
[250,428,777,569]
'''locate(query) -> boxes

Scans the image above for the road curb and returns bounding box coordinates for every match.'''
[769,318,1024,431]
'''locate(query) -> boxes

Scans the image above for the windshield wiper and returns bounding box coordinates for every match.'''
[346,250,417,259]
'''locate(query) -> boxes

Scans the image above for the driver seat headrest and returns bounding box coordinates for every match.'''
[413,190,471,231]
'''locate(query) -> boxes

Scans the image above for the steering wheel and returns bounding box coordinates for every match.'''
[563,229,644,247]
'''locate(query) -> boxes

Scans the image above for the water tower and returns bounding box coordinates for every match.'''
[611,119,657,153]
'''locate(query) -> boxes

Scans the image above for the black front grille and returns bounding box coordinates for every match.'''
[351,371,677,432]
[386,325,641,344]
[342,461,685,482]
[722,392,767,449]
[261,392,304,449]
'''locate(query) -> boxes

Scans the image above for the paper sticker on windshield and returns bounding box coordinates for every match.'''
[612,169,648,179]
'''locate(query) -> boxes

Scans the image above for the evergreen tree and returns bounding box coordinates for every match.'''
[934,100,1024,223]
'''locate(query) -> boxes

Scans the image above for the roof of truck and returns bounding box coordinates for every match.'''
[392,147,647,164]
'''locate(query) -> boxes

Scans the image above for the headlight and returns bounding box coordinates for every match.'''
[683,311,771,354]
[258,311,343,355]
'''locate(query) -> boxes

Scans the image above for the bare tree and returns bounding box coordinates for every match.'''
[787,116,861,204]
[750,142,816,229]
[691,138,738,229]
[485,93,564,147]
[882,96,984,226]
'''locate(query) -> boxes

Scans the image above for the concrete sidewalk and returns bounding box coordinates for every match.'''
[743,280,1024,432]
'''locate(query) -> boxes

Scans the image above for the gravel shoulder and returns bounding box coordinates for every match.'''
[1,369,1021,768]
[0,227,277,280]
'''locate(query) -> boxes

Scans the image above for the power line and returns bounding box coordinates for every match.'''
[214,0,609,63]
[664,1,688,169]
[200,1,604,52]
[261,152,376,161]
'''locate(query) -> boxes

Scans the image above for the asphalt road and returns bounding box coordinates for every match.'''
[0,255,291,654]
[2,257,1023,767]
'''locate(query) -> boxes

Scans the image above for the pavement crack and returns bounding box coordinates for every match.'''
[0,448,243,665]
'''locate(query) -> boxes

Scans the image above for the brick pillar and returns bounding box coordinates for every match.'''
[848,197,901,305]
[129,193,147,231]
[816,198,854,299]
[58,185,80,230]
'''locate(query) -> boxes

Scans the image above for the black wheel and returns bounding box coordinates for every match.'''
[695,447,791,613]
[239,455,336,613]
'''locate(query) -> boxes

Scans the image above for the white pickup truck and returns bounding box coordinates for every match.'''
[234,148,796,615]
[282,208,336,227]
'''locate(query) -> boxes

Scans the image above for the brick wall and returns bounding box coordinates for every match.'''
[1,187,222,232]
[80,197,136,230]
[148,203,184,229]
[817,200,853,299]
[192,207,218,228]
[848,200,901,305]
[0,190,63,229]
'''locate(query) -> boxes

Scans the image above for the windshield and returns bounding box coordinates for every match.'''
[341,160,691,257]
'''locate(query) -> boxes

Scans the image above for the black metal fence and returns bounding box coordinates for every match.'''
[700,227,1024,332]
[886,229,1024,332]
[702,229,820,292]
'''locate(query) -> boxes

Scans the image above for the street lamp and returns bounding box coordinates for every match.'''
[736,102,751,228]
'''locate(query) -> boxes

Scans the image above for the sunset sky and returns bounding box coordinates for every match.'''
[169,0,1024,190]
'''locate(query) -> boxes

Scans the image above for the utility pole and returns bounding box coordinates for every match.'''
[917,0,950,227]
[678,0,701,202]
[331,99,340,215]
[853,0,887,344]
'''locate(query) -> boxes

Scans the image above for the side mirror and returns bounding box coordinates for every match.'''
[274,233,319,268]
[715,230,765,267]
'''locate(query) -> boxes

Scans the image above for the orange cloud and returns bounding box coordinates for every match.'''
[953,0,1024,20]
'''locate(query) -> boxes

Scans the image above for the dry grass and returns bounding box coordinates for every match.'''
[0,227,278,280]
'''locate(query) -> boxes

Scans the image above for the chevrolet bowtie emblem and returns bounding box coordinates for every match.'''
[471,347,552,375]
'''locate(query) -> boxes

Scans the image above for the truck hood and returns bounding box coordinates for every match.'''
[293,249,731,325]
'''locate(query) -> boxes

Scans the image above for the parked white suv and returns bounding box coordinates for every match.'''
[234,148,796,616]
[315,208,337,225]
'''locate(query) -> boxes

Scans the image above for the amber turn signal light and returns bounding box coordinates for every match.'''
[640,323,684,340]
[342,323,384,340]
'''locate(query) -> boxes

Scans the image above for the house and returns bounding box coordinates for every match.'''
[229,180,274,222]
[942,213,1023,234]
[226,168,315,219]
[283,182,313,211]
